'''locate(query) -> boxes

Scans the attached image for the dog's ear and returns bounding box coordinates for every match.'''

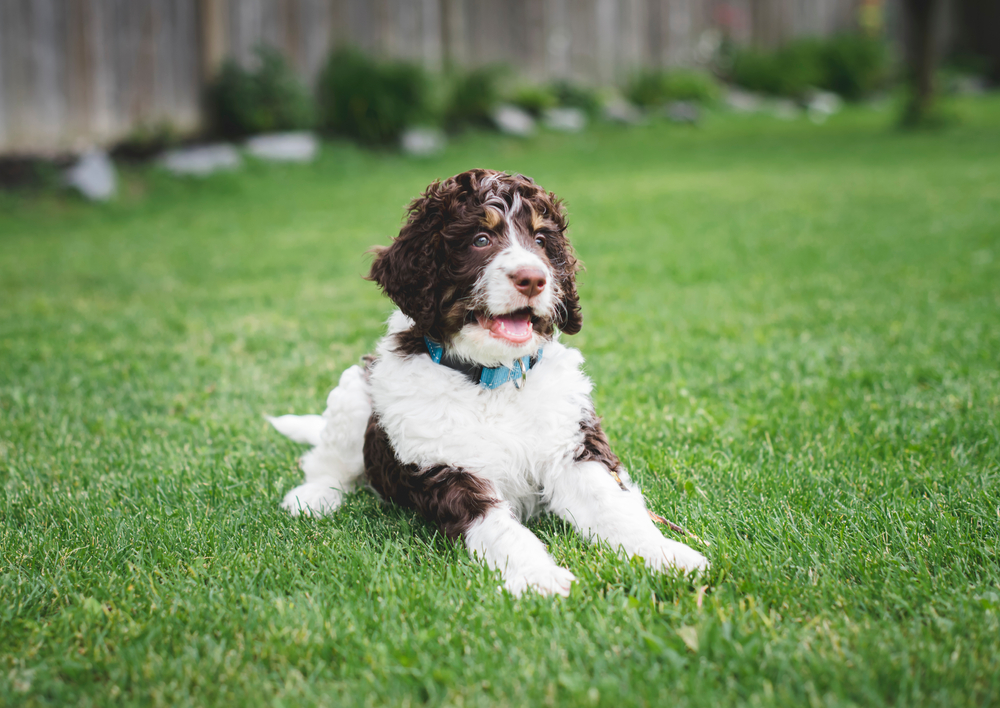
[555,248,583,335]
[368,182,446,332]
[544,197,583,336]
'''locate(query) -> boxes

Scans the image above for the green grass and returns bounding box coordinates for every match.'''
[2,98,1000,707]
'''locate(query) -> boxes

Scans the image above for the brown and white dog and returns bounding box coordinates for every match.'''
[269,169,708,597]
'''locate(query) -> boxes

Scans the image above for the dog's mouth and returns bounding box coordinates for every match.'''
[475,308,536,344]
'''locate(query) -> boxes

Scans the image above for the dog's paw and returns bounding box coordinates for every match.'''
[502,564,576,598]
[636,538,710,575]
[280,481,344,518]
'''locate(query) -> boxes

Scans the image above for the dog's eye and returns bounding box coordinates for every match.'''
[473,235,491,248]
[534,235,547,248]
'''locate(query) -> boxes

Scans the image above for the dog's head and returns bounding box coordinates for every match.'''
[369,169,582,365]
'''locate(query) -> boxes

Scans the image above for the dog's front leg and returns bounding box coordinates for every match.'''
[465,503,576,598]
[364,419,574,597]
[547,460,709,574]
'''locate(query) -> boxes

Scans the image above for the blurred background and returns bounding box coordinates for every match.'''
[0,0,996,161]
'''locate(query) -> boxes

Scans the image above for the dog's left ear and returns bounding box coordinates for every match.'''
[555,250,583,335]
[368,183,446,332]
[546,198,583,335]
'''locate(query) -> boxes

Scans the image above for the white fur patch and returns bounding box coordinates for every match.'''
[276,365,372,517]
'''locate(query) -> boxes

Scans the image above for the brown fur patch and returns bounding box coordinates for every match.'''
[575,413,626,490]
[360,354,378,380]
[482,206,502,230]
[363,415,499,539]
[530,204,557,234]
[390,327,429,358]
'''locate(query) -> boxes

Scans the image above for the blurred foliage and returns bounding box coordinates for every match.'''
[317,48,432,145]
[508,83,558,117]
[729,35,887,100]
[443,65,506,131]
[626,69,722,107]
[208,46,315,139]
[819,34,889,100]
[549,80,602,117]
[111,122,183,163]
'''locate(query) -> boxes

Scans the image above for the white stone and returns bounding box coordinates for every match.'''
[543,107,586,132]
[64,149,117,201]
[400,127,446,156]
[492,105,536,137]
[807,90,843,124]
[160,144,242,176]
[726,89,764,113]
[665,101,700,124]
[953,75,987,95]
[771,99,801,120]
[245,132,319,162]
[602,99,644,125]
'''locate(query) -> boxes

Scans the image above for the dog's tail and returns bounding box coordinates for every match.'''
[269,364,372,517]
[268,414,325,446]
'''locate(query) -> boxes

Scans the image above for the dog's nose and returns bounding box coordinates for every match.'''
[510,268,547,298]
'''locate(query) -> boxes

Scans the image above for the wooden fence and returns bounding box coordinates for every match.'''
[0,0,866,153]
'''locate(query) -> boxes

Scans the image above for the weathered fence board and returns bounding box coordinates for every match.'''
[0,0,866,153]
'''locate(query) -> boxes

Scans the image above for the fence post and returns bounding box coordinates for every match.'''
[200,0,227,85]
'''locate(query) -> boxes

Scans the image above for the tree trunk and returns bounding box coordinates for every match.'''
[902,0,939,125]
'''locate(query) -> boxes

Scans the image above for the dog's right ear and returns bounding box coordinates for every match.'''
[367,182,445,332]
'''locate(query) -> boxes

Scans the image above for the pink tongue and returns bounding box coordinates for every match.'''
[490,312,533,342]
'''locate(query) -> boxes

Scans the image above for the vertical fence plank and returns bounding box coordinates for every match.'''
[201,0,228,84]
[0,1,15,148]
[297,0,330,85]
[30,0,65,146]
[594,0,618,84]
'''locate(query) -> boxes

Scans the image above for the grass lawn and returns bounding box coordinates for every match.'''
[2,97,999,707]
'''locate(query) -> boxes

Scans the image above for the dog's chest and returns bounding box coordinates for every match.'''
[370,341,594,485]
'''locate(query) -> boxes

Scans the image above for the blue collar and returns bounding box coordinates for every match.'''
[424,336,542,390]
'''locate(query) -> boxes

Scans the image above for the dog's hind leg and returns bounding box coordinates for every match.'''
[272,365,372,517]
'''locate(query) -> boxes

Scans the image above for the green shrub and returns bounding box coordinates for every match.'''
[819,34,887,100]
[111,122,182,162]
[730,35,887,100]
[549,81,602,116]
[731,41,825,97]
[443,65,505,131]
[208,46,314,139]
[509,84,557,117]
[626,69,721,107]
[317,48,432,145]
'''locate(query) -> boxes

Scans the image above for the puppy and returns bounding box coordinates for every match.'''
[270,169,708,597]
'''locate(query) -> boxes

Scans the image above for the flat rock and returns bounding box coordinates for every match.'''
[245,132,319,162]
[64,149,117,201]
[665,101,701,124]
[806,90,842,123]
[771,99,800,120]
[160,144,241,176]
[602,99,643,124]
[543,107,587,132]
[400,127,446,156]
[726,88,764,113]
[493,105,536,137]
[953,75,987,95]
